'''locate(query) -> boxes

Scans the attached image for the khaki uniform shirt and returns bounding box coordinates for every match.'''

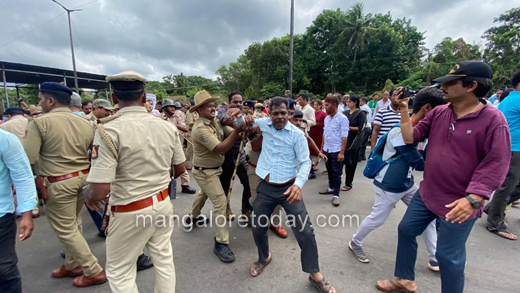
[0,115,28,141]
[186,111,199,132]
[191,117,232,168]
[86,106,185,206]
[254,111,268,119]
[84,113,99,128]
[245,141,260,166]
[173,110,187,134]
[23,107,93,176]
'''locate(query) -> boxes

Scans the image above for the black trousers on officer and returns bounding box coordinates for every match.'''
[220,163,253,213]
[252,181,320,273]
[0,213,22,293]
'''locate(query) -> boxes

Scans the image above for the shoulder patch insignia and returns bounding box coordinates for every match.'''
[91,145,99,160]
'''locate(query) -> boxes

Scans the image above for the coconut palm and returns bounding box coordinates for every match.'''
[340,3,373,70]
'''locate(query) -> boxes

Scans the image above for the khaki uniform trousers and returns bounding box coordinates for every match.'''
[106,197,175,293]
[179,171,190,186]
[44,172,103,276]
[185,132,193,164]
[247,166,283,225]
[190,168,229,244]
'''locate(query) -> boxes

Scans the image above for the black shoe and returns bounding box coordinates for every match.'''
[308,173,316,180]
[136,254,154,271]
[183,214,210,228]
[60,250,65,259]
[181,185,196,194]
[213,238,235,263]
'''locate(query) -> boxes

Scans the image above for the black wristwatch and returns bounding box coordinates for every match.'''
[465,195,481,209]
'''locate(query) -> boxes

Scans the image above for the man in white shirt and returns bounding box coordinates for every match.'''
[338,94,350,113]
[297,94,316,132]
[373,91,391,118]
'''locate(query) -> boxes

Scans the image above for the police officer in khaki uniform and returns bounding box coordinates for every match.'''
[84,71,186,293]
[23,82,106,287]
[85,99,114,125]
[253,103,268,119]
[184,99,198,170]
[0,107,28,140]
[162,99,196,194]
[185,90,246,263]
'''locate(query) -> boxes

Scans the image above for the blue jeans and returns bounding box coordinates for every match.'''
[395,191,476,293]
[86,203,105,236]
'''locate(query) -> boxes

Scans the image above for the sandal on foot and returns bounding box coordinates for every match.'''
[341,186,352,191]
[488,228,517,240]
[376,278,416,292]
[309,276,336,293]
[250,254,272,277]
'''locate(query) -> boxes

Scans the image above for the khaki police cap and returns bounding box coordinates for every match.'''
[106,71,147,91]
[254,103,263,108]
[106,71,147,83]
[27,105,42,115]
[189,90,218,113]
[93,99,115,110]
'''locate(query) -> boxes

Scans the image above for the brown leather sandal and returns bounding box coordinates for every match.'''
[309,276,336,293]
[376,278,416,292]
[250,253,272,277]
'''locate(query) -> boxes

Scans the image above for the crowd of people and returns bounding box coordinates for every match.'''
[0,60,519,293]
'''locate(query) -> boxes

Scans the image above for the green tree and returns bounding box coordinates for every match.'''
[482,7,520,88]
[340,3,373,70]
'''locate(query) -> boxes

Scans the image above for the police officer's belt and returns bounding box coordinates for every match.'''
[193,166,220,170]
[111,189,169,213]
[47,169,90,183]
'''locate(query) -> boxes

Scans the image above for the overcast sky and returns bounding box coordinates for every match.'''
[1,0,518,81]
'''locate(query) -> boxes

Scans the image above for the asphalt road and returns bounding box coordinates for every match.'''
[16,159,520,293]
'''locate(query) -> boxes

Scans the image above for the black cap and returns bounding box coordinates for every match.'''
[293,110,304,119]
[5,107,25,115]
[243,100,255,108]
[40,82,73,96]
[433,60,493,84]
[286,98,296,110]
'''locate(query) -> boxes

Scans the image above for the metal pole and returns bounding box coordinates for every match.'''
[67,11,79,93]
[2,65,8,110]
[288,0,294,96]
[16,86,20,107]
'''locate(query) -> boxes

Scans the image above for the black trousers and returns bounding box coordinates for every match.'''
[486,151,520,230]
[220,163,253,213]
[324,151,342,197]
[343,148,361,188]
[252,181,320,273]
[358,129,371,160]
[0,213,22,293]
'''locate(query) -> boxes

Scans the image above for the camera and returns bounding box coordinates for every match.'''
[402,86,418,99]
[400,86,417,108]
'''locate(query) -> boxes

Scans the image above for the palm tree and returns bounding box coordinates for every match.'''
[340,3,373,70]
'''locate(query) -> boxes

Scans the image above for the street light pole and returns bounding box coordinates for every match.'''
[288,0,294,96]
[52,0,82,93]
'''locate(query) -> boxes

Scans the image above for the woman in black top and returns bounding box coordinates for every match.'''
[342,96,367,191]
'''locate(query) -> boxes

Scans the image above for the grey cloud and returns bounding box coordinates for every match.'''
[1,0,518,82]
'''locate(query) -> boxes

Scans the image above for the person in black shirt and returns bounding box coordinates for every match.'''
[342,96,367,191]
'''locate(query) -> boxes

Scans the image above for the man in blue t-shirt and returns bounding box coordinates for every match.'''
[485,71,520,240]
[349,87,446,270]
